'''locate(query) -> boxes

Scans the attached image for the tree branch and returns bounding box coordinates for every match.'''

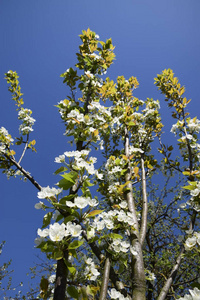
[139,157,148,247]
[124,126,146,300]
[5,154,42,191]
[99,258,111,300]
[157,210,197,300]
[18,133,29,165]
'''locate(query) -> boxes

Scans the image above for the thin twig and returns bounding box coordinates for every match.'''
[18,133,29,165]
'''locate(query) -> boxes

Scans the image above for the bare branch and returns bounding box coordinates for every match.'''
[139,157,148,247]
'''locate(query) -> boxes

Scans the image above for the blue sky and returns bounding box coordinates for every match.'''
[0,0,200,296]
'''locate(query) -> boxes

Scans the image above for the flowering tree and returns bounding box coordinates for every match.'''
[1,28,200,300]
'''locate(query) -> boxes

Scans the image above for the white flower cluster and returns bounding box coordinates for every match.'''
[54,154,65,163]
[186,198,200,212]
[142,100,160,119]
[90,209,136,233]
[184,181,200,212]
[145,270,156,283]
[190,182,200,198]
[130,112,144,124]
[84,257,100,281]
[187,118,200,133]
[62,103,107,147]
[171,118,200,144]
[18,108,36,135]
[129,146,144,154]
[66,196,98,209]
[185,231,200,251]
[36,221,82,243]
[0,127,14,153]
[86,52,102,61]
[110,239,130,253]
[85,70,94,78]
[178,287,200,300]
[88,101,111,117]
[105,156,126,181]
[67,109,85,123]
[57,99,76,119]
[170,120,184,135]
[171,117,200,166]
[34,201,44,209]
[64,149,103,179]
[37,186,63,199]
[138,128,148,142]
[84,71,103,88]
[107,107,122,131]
[108,288,129,300]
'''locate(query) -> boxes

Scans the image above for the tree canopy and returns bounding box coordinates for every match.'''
[1,28,200,300]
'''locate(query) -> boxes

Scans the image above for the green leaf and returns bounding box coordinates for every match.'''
[182,171,190,176]
[128,121,136,126]
[109,233,123,240]
[68,249,78,259]
[58,171,78,190]
[59,194,75,205]
[191,282,200,289]
[64,259,77,275]
[53,249,63,260]
[68,240,84,249]
[54,166,68,175]
[67,265,76,275]
[86,210,104,217]
[15,137,23,145]
[64,215,76,223]
[62,171,78,181]
[38,241,54,253]
[42,212,53,228]
[40,277,49,292]
[67,286,79,299]
[183,185,195,191]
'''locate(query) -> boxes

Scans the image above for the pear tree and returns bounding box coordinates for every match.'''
[1,29,200,300]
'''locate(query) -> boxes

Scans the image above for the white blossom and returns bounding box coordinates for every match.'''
[119,201,128,209]
[66,196,98,209]
[189,287,200,299]
[52,210,60,220]
[49,223,66,241]
[85,70,94,78]
[108,288,129,299]
[73,196,90,209]
[88,198,99,207]
[48,274,56,284]
[37,228,49,238]
[64,149,90,158]
[187,118,200,133]
[185,236,197,250]
[84,257,100,281]
[66,222,82,237]
[129,146,144,154]
[34,237,45,246]
[108,288,121,299]
[34,201,44,209]
[54,155,65,163]
[37,186,62,199]
[87,227,95,239]
[178,287,200,300]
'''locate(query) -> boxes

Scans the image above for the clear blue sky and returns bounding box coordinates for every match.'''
[0,0,200,296]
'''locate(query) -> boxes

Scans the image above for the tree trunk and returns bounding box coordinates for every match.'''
[53,251,68,300]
